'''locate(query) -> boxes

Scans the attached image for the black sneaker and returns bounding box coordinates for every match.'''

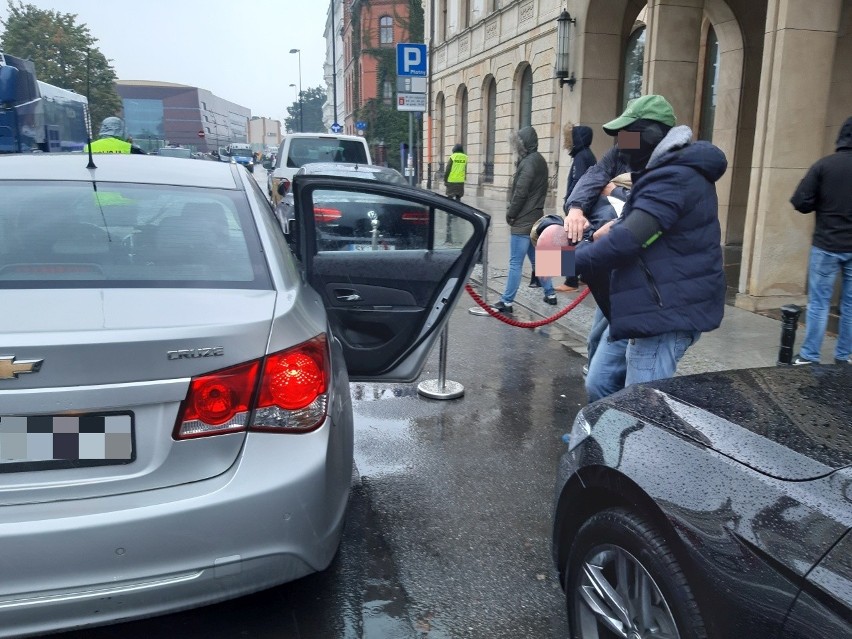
[543,294,557,305]
[528,278,541,288]
[792,355,817,365]
[491,300,513,313]
[835,358,849,365]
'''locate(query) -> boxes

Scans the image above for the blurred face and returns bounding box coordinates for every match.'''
[616,122,664,171]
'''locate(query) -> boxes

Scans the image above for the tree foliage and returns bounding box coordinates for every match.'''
[0,1,122,133]
[285,86,327,133]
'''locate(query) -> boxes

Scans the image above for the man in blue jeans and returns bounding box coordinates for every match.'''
[575,95,727,399]
[492,126,556,312]
[790,116,852,365]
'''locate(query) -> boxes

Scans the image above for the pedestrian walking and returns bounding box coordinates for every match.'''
[84,117,146,154]
[575,94,727,398]
[790,116,852,365]
[556,123,597,292]
[444,143,467,202]
[491,126,556,313]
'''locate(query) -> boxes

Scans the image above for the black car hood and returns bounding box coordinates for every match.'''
[605,366,852,481]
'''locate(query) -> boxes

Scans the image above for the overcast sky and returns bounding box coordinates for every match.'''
[0,0,329,122]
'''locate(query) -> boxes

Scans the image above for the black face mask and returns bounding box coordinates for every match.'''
[617,121,669,171]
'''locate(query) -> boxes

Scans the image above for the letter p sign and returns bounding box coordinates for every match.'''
[396,43,427,77]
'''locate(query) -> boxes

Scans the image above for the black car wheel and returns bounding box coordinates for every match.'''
[566,508,706,639]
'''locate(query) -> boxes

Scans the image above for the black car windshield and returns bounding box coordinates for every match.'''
[0,181,270,289]
[287,138,369,168]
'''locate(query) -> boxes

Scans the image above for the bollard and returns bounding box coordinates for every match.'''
[469,231,491,316]
[417,326,464,399]
[777,304,802,365]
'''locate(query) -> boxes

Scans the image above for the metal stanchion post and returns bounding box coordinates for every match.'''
[417,325,464,399]
[777,304,802,365]
[469,231,490,316]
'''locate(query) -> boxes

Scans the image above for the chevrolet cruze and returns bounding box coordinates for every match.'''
[0,153,487,637]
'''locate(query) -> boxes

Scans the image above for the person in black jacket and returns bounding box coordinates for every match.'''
[790,116,852,365]
[554,124,596,292]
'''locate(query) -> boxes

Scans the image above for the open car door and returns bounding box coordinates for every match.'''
[291,175,489,382]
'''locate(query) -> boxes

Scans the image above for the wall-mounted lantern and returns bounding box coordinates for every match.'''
[555,9,577,91]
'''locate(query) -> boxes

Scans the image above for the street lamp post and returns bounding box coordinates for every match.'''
[289,48,303,133]
[288,83,298,131]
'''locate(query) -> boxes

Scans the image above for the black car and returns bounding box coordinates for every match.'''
[552,365,852,638]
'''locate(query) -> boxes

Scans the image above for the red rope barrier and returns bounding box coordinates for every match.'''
[465,283,591,329]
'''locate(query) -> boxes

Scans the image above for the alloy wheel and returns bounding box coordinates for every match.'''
[575,544,680,639]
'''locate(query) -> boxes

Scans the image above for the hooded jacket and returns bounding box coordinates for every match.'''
[563,125,596,208]
[575,126,728,340]
[506,126,549,235]
[790,116,852,253]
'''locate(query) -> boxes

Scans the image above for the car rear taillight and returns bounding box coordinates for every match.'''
[253,335,329,432]
[173,335,330,439]
[314,207,343,223]
[174,360,260,439]
[402,210,430,224]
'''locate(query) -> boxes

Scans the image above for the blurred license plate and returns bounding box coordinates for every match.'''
[349,242,395,251]
[0,413,134,471]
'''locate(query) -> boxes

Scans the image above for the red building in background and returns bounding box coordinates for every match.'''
[341,0,412,135]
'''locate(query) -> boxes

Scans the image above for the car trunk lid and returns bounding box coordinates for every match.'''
[0,289,277,504]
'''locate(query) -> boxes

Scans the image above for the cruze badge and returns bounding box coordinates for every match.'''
[0,355,44,380]
[167,347,224,361]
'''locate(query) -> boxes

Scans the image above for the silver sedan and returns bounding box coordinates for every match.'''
[0,153,488,637]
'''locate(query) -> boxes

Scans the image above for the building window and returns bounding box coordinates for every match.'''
[622,26,646,110]
[458,86,468,150]
[436,93,446,180]
[519,66,532,129]
[383,80,393,105]
[380,16,393,45]
[698,25,720,142]
[484,77,496,183]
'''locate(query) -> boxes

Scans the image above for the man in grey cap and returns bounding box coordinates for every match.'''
[84,117,146,154]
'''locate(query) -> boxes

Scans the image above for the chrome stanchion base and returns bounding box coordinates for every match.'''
[417,378,465,399]
[468,306,490,316]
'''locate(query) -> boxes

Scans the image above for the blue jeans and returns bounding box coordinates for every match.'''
[500,233,553,303]
[800,246,852,362]
[586,325,628,403]
[625,330,700,387]
[587,307,608,363]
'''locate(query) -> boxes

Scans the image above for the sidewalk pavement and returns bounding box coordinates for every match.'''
[448,190,841,375]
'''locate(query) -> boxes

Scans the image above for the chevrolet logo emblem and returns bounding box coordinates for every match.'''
[0,356,44,380]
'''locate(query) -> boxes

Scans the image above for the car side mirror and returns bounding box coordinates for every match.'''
[262,160,273,170]
[277,180,290,197]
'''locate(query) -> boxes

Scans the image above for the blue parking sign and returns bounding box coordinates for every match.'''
[396,43,427,77]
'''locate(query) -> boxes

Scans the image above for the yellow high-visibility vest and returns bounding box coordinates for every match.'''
[447,152,468,183]
[84,137,132,154]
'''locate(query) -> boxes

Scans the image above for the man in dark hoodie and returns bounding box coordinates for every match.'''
[790,116,852,365]
[492,126,555,312]
[575,94,727,394]
[554,124,596,292]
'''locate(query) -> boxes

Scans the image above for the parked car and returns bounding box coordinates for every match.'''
[0,153,488,637]
[156,145,192,159]
[268,133,372,205]
[552,365,852,639]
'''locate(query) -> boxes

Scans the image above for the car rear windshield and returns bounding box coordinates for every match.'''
[286,138,368,168]
[157,147,192,158]
[0,181,271,289]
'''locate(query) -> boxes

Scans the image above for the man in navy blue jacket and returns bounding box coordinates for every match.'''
[575,95,727,396]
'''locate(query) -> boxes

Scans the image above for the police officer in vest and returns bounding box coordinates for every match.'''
[84,117,146,154]
[444,143,467,202]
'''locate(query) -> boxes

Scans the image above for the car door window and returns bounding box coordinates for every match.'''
[293,179,488,381]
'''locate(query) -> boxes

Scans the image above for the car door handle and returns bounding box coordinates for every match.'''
[335,289,362,302]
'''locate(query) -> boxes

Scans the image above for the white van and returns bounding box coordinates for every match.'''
[268,133,372,204]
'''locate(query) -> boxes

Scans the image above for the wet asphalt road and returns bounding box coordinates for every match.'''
[51,295,588,639]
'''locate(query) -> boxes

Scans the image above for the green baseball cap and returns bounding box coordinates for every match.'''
[603,95,676,135]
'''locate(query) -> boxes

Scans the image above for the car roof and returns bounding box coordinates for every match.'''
[0,153,241,189]
[282,132,366,142]
[298,162,402,177]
